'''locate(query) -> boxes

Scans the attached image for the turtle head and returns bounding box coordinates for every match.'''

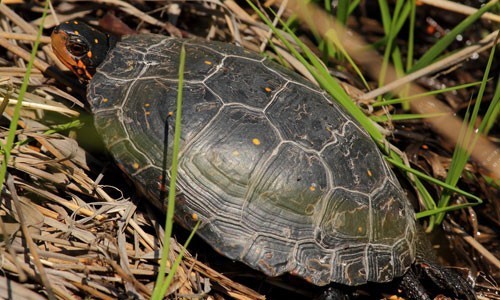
[51,21,115,82]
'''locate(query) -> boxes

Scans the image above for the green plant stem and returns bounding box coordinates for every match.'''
[152,44,186,300]
[0,1,49,190]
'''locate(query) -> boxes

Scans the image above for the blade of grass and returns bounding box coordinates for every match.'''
[152,44,186,300]
[371,112,447,122]
[0,1,48,190]
[477,32,500,136]
[479,75,499,135]
[401,0,417,111]
[413,178,436,228]
[378,0,410,94]
[336,0,349,25]
[372,81,483,107]
[157,220,200,297]
[435,32,497,224]
[1,3,58,299]
[387,157,483,206]
[348,0,361,15]
[410,0,497,72]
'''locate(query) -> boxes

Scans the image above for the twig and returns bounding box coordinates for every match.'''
[359,30,499,101]
[0,32,51,43]
[450,224,500,270]
[6,173,57,300]
[419,0,500,23]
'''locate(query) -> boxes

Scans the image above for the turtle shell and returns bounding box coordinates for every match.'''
[87,34,417,286]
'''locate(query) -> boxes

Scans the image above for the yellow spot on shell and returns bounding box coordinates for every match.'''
[103,98,109,103]
[367,169,372,177]
[168,111,174,116]
[357,226,363,233]
[145,111,151,116]
[87,51,93,58]
[252,138,261,146]
[264,87,272,93]
[94,38,99,44]
[132,162,140,169]
[192,213,198,221]
[74,30,79,35]
[309,184,316,192]
[204,60,212,65]
[144,103,150,107]
[232,150,240,156]
[73,21,79,25]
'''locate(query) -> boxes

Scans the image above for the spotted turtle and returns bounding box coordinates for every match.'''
[51,21,475,299]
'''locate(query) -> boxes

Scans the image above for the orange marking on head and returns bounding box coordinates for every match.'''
[51,30,77,71]
[76,58,93,80]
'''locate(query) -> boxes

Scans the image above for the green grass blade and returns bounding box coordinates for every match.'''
[371,112,446,122]
[158,220,201,296]
[378,0,410,92]
[478,33,499,135]
[336,0,350,25]
[0,0,49,190]
[152,44,186,300]
[386,157,483,205]
[480,75,499,135]
[413,178,436,228]
[378,0,391,33]
[372,81,483,107]
[406,0,416,72]
[410,0,497,72]
[348,0,361,15]
[435,31,497,224]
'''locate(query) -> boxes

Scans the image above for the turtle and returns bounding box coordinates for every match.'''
[51,21,476,299]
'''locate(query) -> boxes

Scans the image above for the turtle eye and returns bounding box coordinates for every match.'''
[67,41,88,57]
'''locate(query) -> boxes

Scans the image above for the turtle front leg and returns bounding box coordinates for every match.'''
[415,257,476,300]
[400,258,476,300]
[400,268,432,300]
[314,286,350,300]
